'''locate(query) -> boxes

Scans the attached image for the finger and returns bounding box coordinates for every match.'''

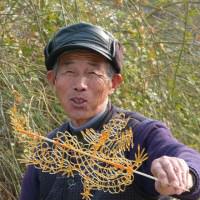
[159,156,178,186]
[176,158,190,189]
[155,178,177,196]
[151,159,169,187]
[169,159,183,188]
[187,172,194,190]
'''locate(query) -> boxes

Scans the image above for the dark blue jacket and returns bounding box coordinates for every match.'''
[19,104,200,200]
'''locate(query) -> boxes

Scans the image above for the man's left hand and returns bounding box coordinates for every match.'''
[151,156,193,196]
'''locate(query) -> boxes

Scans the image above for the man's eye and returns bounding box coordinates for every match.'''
[62,70,74,74]
[89,72,97,75]
[88,71,101,76]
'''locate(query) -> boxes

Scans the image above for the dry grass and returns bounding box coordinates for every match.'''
[0,0,200,199]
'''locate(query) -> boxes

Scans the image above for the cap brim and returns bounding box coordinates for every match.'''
[46,43,112,70]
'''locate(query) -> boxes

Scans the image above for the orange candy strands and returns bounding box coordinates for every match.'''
[11,111,148,200]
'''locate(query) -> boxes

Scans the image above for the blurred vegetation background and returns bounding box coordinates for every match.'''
[0,0,200,199]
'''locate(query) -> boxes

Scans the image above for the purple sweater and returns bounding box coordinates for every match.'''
[19,105,200,200]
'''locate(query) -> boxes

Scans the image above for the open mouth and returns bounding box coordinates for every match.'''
[71,97,87,105]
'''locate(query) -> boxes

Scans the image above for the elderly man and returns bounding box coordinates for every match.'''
[19,22,200,200]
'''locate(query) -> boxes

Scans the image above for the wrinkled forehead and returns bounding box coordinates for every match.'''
[58,49,110,64]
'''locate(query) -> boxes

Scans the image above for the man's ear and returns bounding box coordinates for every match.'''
[110,74,123,94]
[47,70,56,86]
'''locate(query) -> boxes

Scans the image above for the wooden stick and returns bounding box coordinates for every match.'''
[134,170,189,192]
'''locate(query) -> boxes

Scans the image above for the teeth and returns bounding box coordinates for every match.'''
[73,98,85,104]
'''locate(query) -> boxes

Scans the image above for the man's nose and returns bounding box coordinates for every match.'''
[73,76,88,91]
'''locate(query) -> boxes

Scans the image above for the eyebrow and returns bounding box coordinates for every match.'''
[87,61,102,68]
[63,61,75,65]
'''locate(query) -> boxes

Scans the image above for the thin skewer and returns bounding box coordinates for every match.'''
[134,169,189,192]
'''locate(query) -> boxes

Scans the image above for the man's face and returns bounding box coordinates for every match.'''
[47,50,122,127]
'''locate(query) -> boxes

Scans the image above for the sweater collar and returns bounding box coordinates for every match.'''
[68,105,108,132]
[67,102,114,136]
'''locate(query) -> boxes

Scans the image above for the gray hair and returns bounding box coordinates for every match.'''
[106,63,116,78]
